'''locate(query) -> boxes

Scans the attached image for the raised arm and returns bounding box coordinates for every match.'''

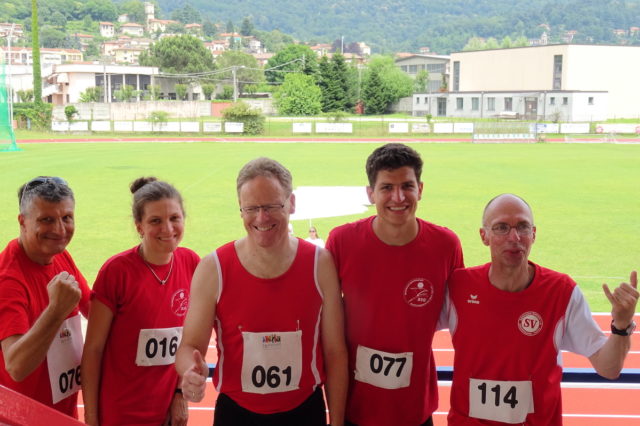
[81,299,115,426]
[2,271,81,382]
[317,248,348,426]
[175,254,219,402]
[589,271,638,379]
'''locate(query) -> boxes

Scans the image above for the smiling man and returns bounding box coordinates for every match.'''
[443,193,638,425]
[0,176,90,418]
[326,143,464,425]
[177,157,348,425]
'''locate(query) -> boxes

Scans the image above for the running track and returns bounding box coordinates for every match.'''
[76,314,640,424]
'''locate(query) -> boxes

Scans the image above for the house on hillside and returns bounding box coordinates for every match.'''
[395,54,449,93]
[0,23,23,42]
[121,23,144,37]
[148,19,179,33]
[100,22,115,38]
[73,33,94,52]
[0,46,83,65]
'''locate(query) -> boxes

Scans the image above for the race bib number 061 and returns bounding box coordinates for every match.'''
[354,345,413,389]
[469,378,534,424]
[136,327,182,366]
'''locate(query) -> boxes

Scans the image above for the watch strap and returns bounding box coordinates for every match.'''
[611,320,636,336]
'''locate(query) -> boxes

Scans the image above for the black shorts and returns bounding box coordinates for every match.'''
[213,387,327,426]
[345,416,433,426]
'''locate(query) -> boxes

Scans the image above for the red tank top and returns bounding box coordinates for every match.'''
[213,239,325,414]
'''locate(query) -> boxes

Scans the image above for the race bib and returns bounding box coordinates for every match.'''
[47,315,82,404]
[135,327,182,366]
[469,378,534,424]
[354,345,413,389]
[241,330,302,394]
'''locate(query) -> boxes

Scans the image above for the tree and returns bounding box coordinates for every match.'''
[119,0,146,23]
[361,68,387,114]
[31,0,42,103]
[254,29,294,53]
[274,73,322,116]
[171,4,201,24]
[174,83,188,100]
[82,0,117,22]
[17,89,34,102]
[201,83,215,100]
[214,50,264,95]
[139,35,215,74]
[265,44,318,84]
[202,19,216,38]
[114,84,135,102]
[319,53,351,112]
[40,26,67,48]
[414,69,429,93]
[240,16,254,36]
[362,55,413,113]
[226,20,234,34]
[78,86,102,102]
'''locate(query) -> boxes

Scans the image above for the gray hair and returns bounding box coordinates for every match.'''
[236,157,293,197]
[18,177,74,215]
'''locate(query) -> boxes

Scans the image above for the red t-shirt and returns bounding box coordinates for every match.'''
[0,239,90,418]
[92,246,199,425]
[327,217,464,426]
[213,239,325,414]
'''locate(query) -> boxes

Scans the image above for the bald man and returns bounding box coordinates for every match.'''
[442,193,637,425]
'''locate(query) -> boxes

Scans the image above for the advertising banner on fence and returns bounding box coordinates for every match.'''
[536,123,560,133]
[560,123,590,134]
[293,123,312,133]
[433,123,454,133]
[389,123,409,133]
[411,123,430,133]
[595,123,640,134]
[453,123,474,133]
[316,122,353,133]
[203,122,222,132]
[225,122,244,133]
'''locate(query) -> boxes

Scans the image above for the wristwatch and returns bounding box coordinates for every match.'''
[611,320,636,336]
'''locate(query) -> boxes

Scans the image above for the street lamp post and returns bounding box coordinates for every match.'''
[6,23,15,128]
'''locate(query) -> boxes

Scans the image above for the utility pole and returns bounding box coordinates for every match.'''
[341,35,344,54]
[7,23,15,125]
[232,66,238,102]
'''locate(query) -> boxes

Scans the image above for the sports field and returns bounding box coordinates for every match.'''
[0,140,638,311]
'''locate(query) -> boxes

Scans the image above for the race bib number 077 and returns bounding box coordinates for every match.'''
[354,345,413,389]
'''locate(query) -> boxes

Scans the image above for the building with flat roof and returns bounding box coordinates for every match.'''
[448,44,640,119]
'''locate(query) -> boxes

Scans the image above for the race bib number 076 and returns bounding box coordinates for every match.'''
[354,345,412,389]
[469,378,534,424]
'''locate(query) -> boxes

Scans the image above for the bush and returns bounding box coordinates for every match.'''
[216,85,234,100]
[221,101,265,135]
[17,89,34,102]
[64,105,78,122]
[147,111,169,131]
[12,103,53,129]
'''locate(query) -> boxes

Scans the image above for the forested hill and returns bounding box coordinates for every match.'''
[158,0,640,53]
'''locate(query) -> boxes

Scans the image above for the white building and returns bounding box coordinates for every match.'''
[449,44,640,119]
[99,22,115,38]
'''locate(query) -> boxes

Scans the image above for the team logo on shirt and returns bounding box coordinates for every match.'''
[171,289,189,317]
[59,327,71,340]
[403,278,434,307]
[518,311,543,336]
[467,294,480,304]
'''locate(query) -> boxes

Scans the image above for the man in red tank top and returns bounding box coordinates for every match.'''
[444,193,638,425]
[176,158,348,425]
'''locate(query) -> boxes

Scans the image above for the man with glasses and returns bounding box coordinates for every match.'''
[443,193,638,425]
[326,143,464,426]
[0,177,90,418]
[177,158,347,425]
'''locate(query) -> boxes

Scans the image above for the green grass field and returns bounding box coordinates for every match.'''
[0,140,637,311]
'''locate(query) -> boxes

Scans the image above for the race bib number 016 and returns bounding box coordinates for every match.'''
[47,315,83,404]
[135,327,182,366]
[241,330,302,394]
[469,378,534,424]
[354,345,413,389]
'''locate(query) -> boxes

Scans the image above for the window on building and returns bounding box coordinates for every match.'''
[504,97,513,111]
[550,97,555,105]
[416,97,420,104]
[427,63,445,73]
[487,97,495,111]
[562,97,568,105]
[453,61,460,92]
[192,93,199,100]
[472,97,479,111]
[409,65,418,73]
[456,97,464,110]
[553,55,562,90]
[588,97,594,105]
[401,65,408,72]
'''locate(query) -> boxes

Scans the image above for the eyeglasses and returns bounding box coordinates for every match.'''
[239,203,285,216]
[489,222,534,236]
[20,176,68,205]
